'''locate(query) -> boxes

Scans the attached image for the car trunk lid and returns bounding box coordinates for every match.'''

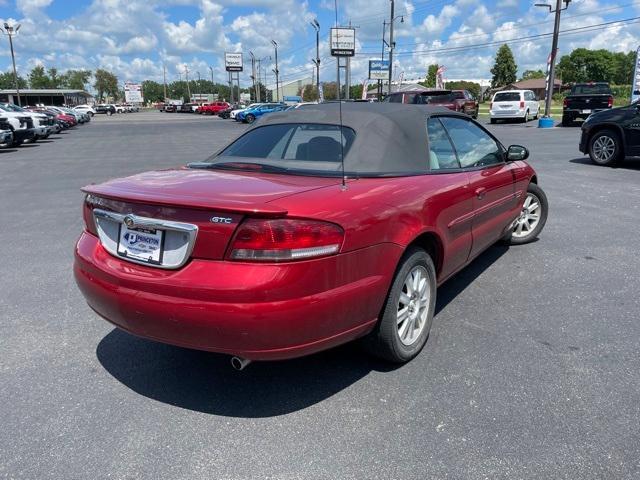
[83,167,343,263]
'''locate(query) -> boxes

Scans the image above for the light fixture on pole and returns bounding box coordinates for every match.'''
[310,19,320,98]
[536,0,571,122]
[1,22,22,106]
[271,40,280,102]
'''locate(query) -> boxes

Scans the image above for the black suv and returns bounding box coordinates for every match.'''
[579,101,640,166]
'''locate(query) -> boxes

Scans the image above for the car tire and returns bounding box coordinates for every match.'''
[588,129,622,167]
[245,114,256,124]
[107,111,113,116]
[503,183,549,245]
[561,115,573,127]
[363,247,436,363]
[490,118,497,124]
[522,110,530,123]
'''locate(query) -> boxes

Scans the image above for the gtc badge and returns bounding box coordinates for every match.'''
[210,216,232,224]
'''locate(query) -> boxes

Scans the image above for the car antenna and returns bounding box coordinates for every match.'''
[334,0,347,190]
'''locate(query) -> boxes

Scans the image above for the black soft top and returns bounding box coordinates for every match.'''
[241,102,464,175]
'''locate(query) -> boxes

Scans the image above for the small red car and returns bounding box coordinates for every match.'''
[74,104,548,367]
[198,102,231,115]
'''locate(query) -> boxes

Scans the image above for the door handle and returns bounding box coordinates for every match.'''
[475,187,487,199]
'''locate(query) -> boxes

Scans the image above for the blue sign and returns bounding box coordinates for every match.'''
[369,60,390,80]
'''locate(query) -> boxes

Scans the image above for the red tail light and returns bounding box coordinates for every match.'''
[563,98,568,108]
[520,101,525,108]
[83,195,99,236]
[229,218,344,262]
[607,96,613,108]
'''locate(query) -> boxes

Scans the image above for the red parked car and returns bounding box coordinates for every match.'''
[74,104,548,368]
[452,90,480,118]
[198,102,231,115]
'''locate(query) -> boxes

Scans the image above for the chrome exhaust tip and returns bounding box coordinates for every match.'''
[230,356,252,371]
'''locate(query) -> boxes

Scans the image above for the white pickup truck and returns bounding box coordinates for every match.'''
[0,111,36,147]
[0,103,52,140]
[0,116,15,148]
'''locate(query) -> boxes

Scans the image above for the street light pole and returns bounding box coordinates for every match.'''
[209,66,215,98]
[271,40,280,102]
[249,51,257,102]
[311,19,320,98]
[1,22,22,106]
[184,66,191,101]
[388,0,395,95]
[536,0,570,117]
[196,71,201,100]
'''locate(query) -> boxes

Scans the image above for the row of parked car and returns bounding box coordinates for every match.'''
[0,103,92,149]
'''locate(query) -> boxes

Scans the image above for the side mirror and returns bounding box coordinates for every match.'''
[507,145,529,161]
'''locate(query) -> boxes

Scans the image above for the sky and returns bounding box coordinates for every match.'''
[0,0,639,90]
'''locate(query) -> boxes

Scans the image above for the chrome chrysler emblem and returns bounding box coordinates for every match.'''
[124,216,135,228]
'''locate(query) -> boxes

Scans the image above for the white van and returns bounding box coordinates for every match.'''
[490,90,540,123]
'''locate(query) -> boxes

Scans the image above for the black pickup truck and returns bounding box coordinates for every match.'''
[562,83,613,126]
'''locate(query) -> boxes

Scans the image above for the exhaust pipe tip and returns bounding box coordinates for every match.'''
[230,356,252,371]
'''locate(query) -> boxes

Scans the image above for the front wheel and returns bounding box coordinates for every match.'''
[245,114,256,124]
[363,248,436,363]
[588,129,622,166]
[504,183,548,245]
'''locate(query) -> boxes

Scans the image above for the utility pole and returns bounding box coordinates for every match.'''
[536,0,570,117]
[311,19,320,99]
[162,63,167,101]
[388,0,395,95]
[196,71,201,100]
[184,66,191,101]
[271,40,280,102]
[380,20,387,98]
[249,51,257,102]
[209,66,215,98]
[1,22,22,106]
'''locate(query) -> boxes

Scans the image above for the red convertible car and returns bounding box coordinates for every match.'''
[74,104,548,368]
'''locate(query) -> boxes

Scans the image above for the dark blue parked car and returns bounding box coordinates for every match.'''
[236,103,287,124]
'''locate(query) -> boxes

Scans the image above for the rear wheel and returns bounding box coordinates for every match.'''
[589,129,622,166]
[522,110,530,123]
[363,248,436,363]
[504,183,548,245]
[245,114,256,124]
[561,115,573,127]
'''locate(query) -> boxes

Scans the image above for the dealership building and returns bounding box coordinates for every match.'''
[0,88,94,106]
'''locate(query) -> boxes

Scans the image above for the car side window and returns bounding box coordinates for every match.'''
[439,117,503,168]
[426,118,461,170]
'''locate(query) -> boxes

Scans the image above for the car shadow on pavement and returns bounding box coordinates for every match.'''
[435,243,509,315]
[0,149,18,154]
[97,329,400,417]
[96,244,509,417]
[570,157,640,170]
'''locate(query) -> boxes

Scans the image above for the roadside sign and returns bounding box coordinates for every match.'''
[124,83,143,103]
[632,46,640,103]
[369,60,389,80]
[330,28,356,57]
[225,53,243,72]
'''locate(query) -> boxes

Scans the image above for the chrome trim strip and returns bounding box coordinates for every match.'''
[93,208,198,270]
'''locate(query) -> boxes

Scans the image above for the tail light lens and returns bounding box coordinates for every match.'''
[229,218,344,262]
[563,98,568,108]
[83,195,99,236]
[607,96,613,108]
[520,101,525,109]
[489,102,492,110]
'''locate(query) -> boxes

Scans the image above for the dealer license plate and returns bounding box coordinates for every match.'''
[117,224,164,264]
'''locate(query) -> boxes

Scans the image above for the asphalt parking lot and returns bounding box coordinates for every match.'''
[1,111,639,480]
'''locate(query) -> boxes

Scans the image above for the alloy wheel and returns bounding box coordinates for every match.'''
[512,192,541,239]
[592,135,616,163]
[397,266,431,346]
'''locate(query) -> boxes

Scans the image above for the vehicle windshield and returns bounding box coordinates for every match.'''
[192,123,356,176]
[493,92,521,102]
[0,103,25,112]
[571,84,612,95]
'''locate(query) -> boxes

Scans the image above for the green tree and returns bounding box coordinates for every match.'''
[141,80,165,103]
[321,81,338,100]
[300,84,319,101]
[555,48,626,84]
[444,81,482,101]
[29,65,50,88]
[0,71,28,89]
[613,51,635,85]
[47,67,60,88]
[349,83,363,100]
[421,64,439,88]
[491,44,518,88]
[60,70,92,90]
[520,69,545,81]
[94,69,119,101]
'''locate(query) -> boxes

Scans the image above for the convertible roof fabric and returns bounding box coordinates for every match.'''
[251,103,460,175]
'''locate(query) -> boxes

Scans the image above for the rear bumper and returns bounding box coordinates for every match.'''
[74,232,402,360]
[490,108,525,119]
[564,108,608,119]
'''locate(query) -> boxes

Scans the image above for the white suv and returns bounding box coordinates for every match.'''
[490,90,540,124]
[74,105,96,116]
